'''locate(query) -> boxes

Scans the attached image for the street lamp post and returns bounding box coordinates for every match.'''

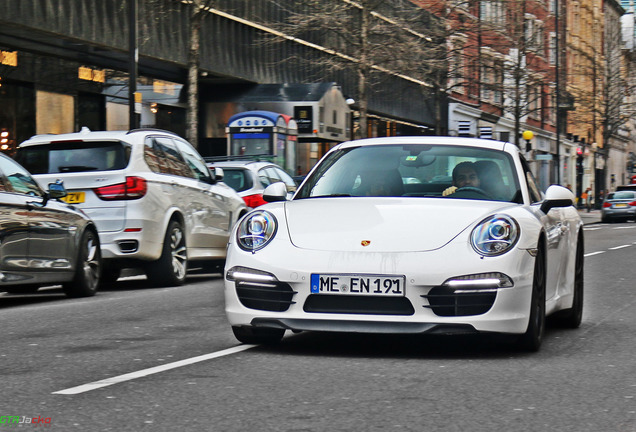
[522,130,534,153]
[128,0,139,130]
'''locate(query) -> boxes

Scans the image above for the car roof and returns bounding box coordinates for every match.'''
[616,184,636,191]
[18,128,180,147]
[206,160,278,169]
[336,136,513,152]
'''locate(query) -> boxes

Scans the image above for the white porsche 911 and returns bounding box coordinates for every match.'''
[224,137,584,351]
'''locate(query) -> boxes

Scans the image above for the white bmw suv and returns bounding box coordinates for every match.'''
[16,128,247,286]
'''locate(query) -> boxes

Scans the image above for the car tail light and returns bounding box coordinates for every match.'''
[94,176,147,200]
[243,193,268,208]
[603,202,612,208]
[630,201,636,207]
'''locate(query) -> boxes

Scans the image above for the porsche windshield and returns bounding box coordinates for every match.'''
[295,144,521,203]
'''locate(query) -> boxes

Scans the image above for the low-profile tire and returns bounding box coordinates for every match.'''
[517,245,546,352]
[555,236,584,328]
[146,220,187,287]
[232,326,285,345]
[63,228,101,298]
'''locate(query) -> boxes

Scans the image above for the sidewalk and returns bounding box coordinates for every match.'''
[577,208,601,225]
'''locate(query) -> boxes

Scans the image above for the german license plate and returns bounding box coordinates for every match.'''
[310,274,405,296]
[615,203,627,208]
[61,192,85,204]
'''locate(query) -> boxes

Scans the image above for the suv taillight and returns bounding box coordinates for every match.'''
[603,202,612,208]
[243,193,267,208]
[94,176,147,200]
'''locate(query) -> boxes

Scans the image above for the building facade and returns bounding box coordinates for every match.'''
[0,0,445,169]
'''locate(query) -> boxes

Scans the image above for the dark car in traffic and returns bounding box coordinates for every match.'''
[0,153,101,297]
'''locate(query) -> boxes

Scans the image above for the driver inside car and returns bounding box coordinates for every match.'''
[442,161,480,196]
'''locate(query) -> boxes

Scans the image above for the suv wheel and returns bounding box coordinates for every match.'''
[146,220,187,287]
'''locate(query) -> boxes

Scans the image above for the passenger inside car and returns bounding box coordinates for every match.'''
[354,169,404,197]
[474,160,509,201]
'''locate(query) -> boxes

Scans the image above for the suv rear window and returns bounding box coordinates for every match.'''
[222,168,253,192]
[16,141,130,174]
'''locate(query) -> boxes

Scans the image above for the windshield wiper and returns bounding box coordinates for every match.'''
[296,194,352,199]
[315,194,351,198]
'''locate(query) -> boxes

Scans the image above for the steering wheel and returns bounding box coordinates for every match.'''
[452,186,493,200]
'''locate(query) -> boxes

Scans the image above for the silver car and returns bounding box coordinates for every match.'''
[0,153,101,297]
[601,190,636,222]
[16,129,247,286]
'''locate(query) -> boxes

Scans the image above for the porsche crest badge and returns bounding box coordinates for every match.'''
[361,240,371,247]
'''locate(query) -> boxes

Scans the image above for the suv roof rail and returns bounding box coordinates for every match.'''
[204,155,275,163]
[127,128,181,137]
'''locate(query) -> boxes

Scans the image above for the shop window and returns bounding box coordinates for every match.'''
[36,90,74,134]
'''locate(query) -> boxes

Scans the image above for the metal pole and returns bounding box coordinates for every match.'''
[555,0,561,185]
[128,0,138,129]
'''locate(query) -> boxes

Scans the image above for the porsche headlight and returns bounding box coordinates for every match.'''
[470,214,519,256]
[237,210,277,252]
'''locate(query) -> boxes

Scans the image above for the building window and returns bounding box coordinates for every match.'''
[449,48,465,92]
[36,90,74,135]
[527,83,541,119]
[549,33,557,65]
[525,16,544,52]
[480,0,505,26]
[479,126,493,139]
[458,120,472,137]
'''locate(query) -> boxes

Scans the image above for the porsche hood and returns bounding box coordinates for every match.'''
[284,198,511,252]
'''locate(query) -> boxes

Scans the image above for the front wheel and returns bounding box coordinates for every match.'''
[517,246,546,352]
[146,220,187,287]
[232,326,285,345]
[63,228,101,298]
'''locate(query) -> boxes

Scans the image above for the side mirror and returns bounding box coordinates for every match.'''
[48,181,67,200]
[263,182,288,202]
[214,167,224,182]
[208,166,224,183]
[540,184,574,214]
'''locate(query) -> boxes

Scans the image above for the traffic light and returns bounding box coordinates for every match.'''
[575,147,583,173]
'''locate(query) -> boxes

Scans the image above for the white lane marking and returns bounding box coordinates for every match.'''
[584,227,601,231]
[53,344,257,395]
[609,244,631,250]
[613,226,636,230]
[584,251,605,257]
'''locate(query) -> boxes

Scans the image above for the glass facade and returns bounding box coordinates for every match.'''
[0,47,186,156]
